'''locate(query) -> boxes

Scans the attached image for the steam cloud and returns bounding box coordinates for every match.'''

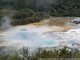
[0,16,13,31]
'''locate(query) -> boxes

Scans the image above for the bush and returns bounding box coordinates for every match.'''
[0,47,80,60]
[11,9,44,26]
[13,8,36,19]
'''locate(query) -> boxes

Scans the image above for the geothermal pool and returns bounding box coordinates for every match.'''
[0,24,80,49]
[1,20,80,49]
[1,25,60,48]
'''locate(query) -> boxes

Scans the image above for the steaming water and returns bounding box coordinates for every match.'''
[1,24,80,49]
[1,18,80,49]
[1,16,12,30]
[1,25,60,48]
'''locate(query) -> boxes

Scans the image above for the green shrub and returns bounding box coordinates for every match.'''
[0,47,80,60]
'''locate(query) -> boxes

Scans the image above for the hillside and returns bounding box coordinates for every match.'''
[0,0,80,16]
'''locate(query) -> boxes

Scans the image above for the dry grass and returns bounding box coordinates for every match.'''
[24,17,75,27]
[62,26,74,31]
[47,17,74,26]
[32,22,44,26]
[32,17,75,31]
